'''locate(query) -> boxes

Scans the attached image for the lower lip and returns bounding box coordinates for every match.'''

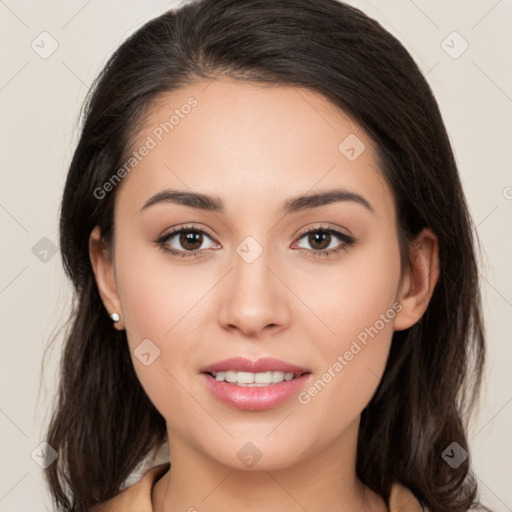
[201,373,311,411]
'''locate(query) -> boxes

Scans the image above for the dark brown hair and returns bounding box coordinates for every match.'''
[43,0,490,510]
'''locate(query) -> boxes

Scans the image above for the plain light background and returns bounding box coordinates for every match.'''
[0,0,511,510]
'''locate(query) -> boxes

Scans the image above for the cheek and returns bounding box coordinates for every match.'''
[113,239,215,416]
[114,236,203,342]
[305,229,401,353]
[293,233,401,429]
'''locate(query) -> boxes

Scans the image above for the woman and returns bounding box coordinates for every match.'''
[44,0,491,510]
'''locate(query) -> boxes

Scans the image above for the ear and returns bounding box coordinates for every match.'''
[394,227,439,331]
[89,226,125,331]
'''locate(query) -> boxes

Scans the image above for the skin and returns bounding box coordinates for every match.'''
[89,77,439,512]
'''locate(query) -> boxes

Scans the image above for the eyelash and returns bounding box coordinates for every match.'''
[153,224,356,259]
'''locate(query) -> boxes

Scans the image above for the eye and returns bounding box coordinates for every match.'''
[292,226,356,258]
[154,224,356,259]
[154,225,219,259]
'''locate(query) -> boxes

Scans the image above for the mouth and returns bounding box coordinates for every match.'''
[199,357,312,410]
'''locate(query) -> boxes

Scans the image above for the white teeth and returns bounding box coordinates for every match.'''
[272,371,284,382]
[225,371,237,383]
[255,371,273,384]
[212,371,296,386]
[237,371,255,384]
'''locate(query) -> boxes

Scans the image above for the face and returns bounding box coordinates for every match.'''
[90,77,425,471]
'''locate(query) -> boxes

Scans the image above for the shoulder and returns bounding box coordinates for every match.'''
[389,482,428,512]
[90,469,424,512]
[90,463,170,512]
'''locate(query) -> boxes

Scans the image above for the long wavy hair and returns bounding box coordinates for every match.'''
[42,0,490,510]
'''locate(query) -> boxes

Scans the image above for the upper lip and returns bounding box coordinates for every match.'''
[200,357,311,375]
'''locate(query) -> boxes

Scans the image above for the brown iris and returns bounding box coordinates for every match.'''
[307,230,331,251]
[180,230,203,251]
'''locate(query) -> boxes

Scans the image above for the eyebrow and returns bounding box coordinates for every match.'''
[140,188,374,215]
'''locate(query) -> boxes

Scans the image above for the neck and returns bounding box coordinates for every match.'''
[151,418,387,512]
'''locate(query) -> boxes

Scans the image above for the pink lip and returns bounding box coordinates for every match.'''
[199,357,311,375]
[201,373,312,410]
[199,357,312,411]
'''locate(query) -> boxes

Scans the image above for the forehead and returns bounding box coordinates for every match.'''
[115,77,393,220]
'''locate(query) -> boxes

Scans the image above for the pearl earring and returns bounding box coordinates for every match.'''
[110,312,120,322]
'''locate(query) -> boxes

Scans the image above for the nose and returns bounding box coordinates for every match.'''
[217,244,291,339]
